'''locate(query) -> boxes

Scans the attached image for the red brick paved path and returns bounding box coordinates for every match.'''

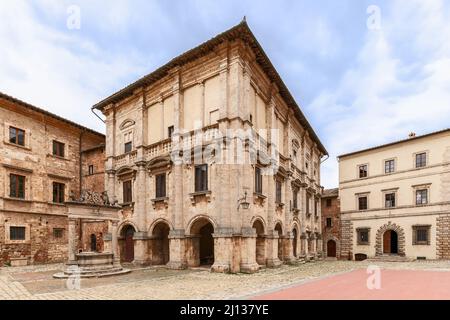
[254,269,450,300]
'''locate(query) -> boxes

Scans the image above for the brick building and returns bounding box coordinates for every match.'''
[0,92,106,266]
[93,20,327,273]
[321,188,341,259]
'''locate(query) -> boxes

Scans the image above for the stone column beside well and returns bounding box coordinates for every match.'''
[68,219,77,264]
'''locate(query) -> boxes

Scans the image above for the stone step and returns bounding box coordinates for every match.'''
[367,255,414,262]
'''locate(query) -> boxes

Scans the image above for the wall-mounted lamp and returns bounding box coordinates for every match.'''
[237,191,250,210]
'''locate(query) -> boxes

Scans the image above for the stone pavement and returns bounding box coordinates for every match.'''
[1,260,450,300]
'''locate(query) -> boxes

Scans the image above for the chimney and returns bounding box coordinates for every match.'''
[409,132,416,139]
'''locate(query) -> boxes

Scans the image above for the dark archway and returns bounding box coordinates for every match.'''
[327,240,336,257]
[275,223,283,261]
[90,234,97,252]
[292,228,298,257]
[383,230,399,254]
[152,222,170,265]
[252,220,266,265]
[120,225,136,263]
[190,218,215,267]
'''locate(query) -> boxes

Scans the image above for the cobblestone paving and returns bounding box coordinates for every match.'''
[1,260,450,300]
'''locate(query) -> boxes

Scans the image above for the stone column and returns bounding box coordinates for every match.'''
[266,231,282,268]
[68,219,77,264]
[282,232,295,264]
[107,170,116,204]
[111,221,120,266]
[167,230,187,269]
[211,230,233,273]
[301,232,308,257]
[239,228,259,273]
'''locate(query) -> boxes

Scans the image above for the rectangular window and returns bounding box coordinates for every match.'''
[155,173,166,198]
[416,189,428,205]
[53,228,64,239]
[9,127,25,146]
[10,174,25,199]
[357,228,369,245]
[255,167,262,194]
[276,180,282,203]
[52,182,65,203]
[124,141,132,153]
[358,196,368,210]
[326,218,332,228]
[413,226,430,245]
[359,165,368,178]
[88,165,94,175]
[306,194,311,214]
[195,165,208,192]
[52,140,65,157]
[416,153,427,168]
[293,190,298,209]
[326,198,332,207]
[293,150,297,166]
[168,126,174,139]
[10,226,26,241]
[123,180,133,203]
[385,159,395,174]
[385,193,396,208]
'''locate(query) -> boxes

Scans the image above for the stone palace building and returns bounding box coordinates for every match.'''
[339,129,450,261]
[0,92,106,266]
[93,20,327,273]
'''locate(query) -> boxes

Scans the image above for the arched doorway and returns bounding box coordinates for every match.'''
[275,223,283,261]
[383,230,398,254]
[190,218,214,267]
[327,240,336,257]
[292,228,298,257]
[152,222,170,265]
[120,225,135,263]
[90,234,97,252]
[252,220,266,265]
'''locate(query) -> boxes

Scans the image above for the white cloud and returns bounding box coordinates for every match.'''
[0,0,147,132]
[310,0,450,188]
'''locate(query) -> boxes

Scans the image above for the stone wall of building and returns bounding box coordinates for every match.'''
[340,219,353,260]
[81,145,106,195]
[437,215,450,259]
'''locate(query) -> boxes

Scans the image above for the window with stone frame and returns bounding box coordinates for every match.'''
[326,218,332,228]
[275,180,282,204]
[306,193,311,214]
[413,225,430,245]
[358,196,368,210]
[155,173,167,198]
[123,180,133,203]
[10,174,25,199]
[255,167,263,194]
[10,226,26,241]
[359,164,368,178]
[385,159,395,174]
[88,165,94,175]
[357,228,370,245]
[292,189,298,209]
[52,140,65,157]
[385,192,396,208]
[415,152,427,168]
[9,126,25,146]
[52,182,65,203]
[124,141,132,154]
[194,164,208,192]
[326,198,332,207]
[416,189,428,205]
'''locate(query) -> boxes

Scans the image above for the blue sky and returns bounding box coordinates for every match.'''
[1,0,449,188]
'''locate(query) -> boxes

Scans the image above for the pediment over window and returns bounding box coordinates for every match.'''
[147,156,172,172]
[116,166,136,179]
[120,119,136,130]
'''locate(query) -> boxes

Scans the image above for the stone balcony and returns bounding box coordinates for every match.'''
[114,150,137,168]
